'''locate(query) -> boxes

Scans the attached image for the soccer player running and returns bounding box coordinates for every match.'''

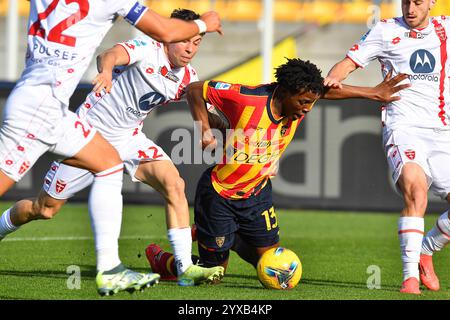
[0,0,222,295]
[324,0,450,294]
[0,8,225,295]
[146,58,410,282]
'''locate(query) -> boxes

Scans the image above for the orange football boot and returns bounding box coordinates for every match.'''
[400,277,421,294]
[419,254,440,291]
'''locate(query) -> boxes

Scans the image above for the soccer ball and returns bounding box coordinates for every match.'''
[256,247,302,290]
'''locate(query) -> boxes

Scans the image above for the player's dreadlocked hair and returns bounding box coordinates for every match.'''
[171,8,200,21]
[275,58,324,96]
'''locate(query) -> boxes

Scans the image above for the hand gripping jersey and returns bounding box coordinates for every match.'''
[203,81,301,200]
[77,36,198,144]
[19,0,148,107]
[347,16,450,130]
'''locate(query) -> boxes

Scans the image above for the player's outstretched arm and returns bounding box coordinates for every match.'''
[322,71,411,103]
[92,45,130,94]
[324,57,359,89]
[186,81,217,150]
[136,10,222,43]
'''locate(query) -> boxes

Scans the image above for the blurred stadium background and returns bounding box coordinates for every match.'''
[1,0,450,212]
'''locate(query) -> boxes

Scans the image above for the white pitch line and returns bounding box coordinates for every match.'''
[2,235,161,242]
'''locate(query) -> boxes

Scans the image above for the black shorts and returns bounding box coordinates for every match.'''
[194,167,279,252]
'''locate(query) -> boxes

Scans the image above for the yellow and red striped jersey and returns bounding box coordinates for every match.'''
[203,80,303,199]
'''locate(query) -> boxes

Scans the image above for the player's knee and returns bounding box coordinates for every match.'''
[102,148,122,168]
[164,176,186,202]
[403,186,427,205]
[32,200,63,220]
[38,206,61,220]
[401,185,427,214]
[198,243,229,269]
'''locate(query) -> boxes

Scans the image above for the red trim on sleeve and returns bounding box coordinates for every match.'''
[346,55,363,69]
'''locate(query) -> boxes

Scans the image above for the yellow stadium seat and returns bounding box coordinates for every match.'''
[0,0,6,16]
[186,0,213,14]
[19,0,29,16]
[146,0,190,17]
[274,0,303,22]
[341,0,372,24]
[214,0,230,20]
[225,0,262,22]
[301,1,343,25]
[431,1,450,16]
[380,2,396,20]
[0,0,29,17]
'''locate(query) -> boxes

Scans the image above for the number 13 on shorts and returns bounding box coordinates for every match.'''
[261,207,278,231]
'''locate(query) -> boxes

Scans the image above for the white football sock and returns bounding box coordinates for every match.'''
[89,164,124,272]
[0,208,19,240]
[422,211,450,255]
[168,227,192,274]
[398,216,424,281]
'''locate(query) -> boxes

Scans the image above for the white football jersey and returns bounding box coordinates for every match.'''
[347,16,450,130]
[18,0,148,106]
[76,36,199,143]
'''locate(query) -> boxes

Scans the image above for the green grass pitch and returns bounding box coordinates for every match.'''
[0,202,448,300]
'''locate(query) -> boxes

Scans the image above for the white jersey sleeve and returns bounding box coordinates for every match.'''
[116,36,155,65]
[346,21,385,68]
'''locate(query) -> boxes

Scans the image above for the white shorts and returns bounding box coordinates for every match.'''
[43,132,171,199]
[0,84,96,181]
[384,127,450,199]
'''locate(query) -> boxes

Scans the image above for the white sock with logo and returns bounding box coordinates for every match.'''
[168,227,192,275]
[422,211,450,255]
[0,208,19,240]
[398,217,424,281]
[89,164,124,272]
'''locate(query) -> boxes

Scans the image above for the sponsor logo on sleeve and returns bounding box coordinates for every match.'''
[360,29,371,42]
[214,82,231,90]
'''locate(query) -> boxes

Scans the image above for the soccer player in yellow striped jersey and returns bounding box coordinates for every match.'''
[203,79,316,200]
[146,58,410,280]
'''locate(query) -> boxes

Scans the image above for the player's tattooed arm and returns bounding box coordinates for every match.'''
[92,45,130,94]
[322,71,411,103]
[136,10,222,43]
[186,81,217,150]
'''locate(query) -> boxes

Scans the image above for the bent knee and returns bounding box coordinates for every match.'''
[32,200,64,220]
[402,186,428,204]
[95,148,122,170]
[164,176,186,200]
[37,206,61,220]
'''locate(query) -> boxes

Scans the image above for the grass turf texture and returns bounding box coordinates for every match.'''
[0,203,448,300]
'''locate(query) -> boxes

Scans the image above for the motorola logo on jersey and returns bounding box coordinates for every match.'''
[409,50,436,74]
[138,92,166,111]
